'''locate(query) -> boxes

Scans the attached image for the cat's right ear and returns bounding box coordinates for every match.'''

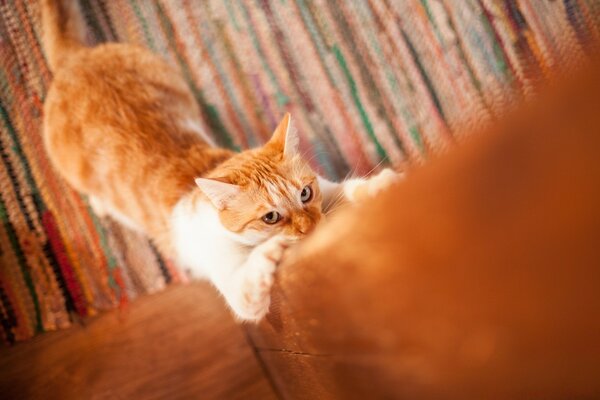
[195,178,240,210]
[267,113,299,157]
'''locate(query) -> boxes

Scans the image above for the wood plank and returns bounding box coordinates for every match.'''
[0,282,278,400]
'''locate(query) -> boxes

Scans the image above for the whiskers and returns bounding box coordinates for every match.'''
[359,157,387,178]
[323,189,347,216]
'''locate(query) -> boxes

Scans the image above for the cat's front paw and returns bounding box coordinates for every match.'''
[233,236,289,321]
[344,168,403,202]
[365,168,402,196]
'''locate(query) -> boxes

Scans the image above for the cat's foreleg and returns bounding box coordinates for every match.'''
[211,235,289,321]
[318,168,401,213]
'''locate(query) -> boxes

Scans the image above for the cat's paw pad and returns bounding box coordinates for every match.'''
[234,236,289,321]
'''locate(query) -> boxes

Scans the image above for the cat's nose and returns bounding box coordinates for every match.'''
[293,213,318,235]
[297,224,310,235]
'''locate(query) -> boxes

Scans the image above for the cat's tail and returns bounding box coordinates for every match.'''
[41,0,87,72]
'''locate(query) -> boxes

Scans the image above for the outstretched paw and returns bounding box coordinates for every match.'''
[365,168,402,196]
[344,168,403,202]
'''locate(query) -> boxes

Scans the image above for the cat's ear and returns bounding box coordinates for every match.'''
[195,178,240,210]
[268,113,299,157]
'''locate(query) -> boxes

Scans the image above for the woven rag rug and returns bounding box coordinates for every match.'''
[1,1,599,344]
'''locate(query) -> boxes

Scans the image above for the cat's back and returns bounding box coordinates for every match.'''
[45,42,199,137]
[43,41,209,197]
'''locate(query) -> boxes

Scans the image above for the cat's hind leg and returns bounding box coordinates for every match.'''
[88,195,143,232]
[88,196,108,217]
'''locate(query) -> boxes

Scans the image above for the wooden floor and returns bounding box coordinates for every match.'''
[0,282,278,400]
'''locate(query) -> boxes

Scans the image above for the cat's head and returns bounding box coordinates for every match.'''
[195,114,322,245]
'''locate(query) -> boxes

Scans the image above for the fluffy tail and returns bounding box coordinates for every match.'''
[41,0,87,71]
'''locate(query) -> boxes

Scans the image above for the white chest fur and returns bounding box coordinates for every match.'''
[170,196,249,280]
[170,194,289,321]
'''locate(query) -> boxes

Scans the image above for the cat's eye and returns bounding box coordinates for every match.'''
[300,185,313,203]
[262,211,281,225]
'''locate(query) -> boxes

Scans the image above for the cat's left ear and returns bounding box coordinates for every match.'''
[267,113,299,157]
[195,178,240,210]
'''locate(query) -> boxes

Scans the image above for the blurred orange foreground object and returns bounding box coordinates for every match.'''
[247,60,600,399]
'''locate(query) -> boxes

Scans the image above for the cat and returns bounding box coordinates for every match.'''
[41,0,399,321]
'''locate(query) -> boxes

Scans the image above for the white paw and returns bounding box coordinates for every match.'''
[344,168,403,201]
[365,168,402,196]
[232,236,289,321]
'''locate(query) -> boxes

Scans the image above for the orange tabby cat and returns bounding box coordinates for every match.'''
[41,0,398,320]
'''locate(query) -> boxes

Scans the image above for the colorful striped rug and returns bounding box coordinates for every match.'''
[1,1,598,344]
